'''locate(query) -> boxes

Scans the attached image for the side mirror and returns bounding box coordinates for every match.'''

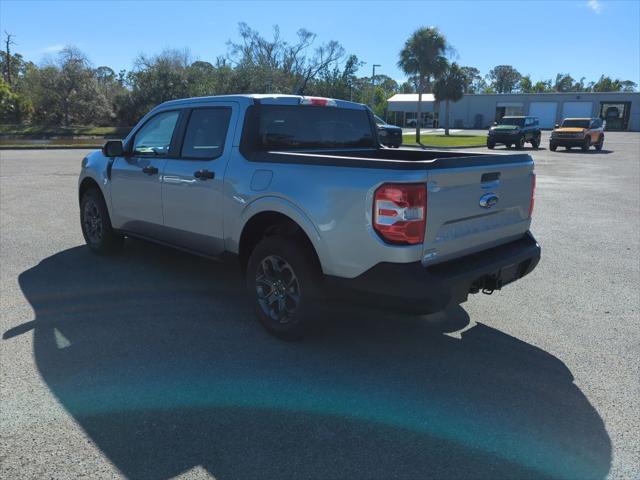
[493,121,498,126]
[554,124,560,129]
[102,140,124,157]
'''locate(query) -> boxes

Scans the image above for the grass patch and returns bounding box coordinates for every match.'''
[402,133,486,148]
[0,124,131,138]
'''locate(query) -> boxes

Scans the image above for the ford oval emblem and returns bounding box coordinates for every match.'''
[479,192,499,208]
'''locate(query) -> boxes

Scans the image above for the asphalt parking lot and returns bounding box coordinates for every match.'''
[1,131,639,479]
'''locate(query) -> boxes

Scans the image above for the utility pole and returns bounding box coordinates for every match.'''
[4,32,16,86]
[371,64,381,108]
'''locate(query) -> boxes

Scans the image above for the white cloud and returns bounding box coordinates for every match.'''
[587,0,602,14]
[40,44,65,53]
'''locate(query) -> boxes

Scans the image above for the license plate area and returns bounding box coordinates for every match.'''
[470,260,528,295]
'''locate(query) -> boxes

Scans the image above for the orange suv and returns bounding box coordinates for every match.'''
[550,117,605,151]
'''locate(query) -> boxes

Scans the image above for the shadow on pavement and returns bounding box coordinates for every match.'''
[555,149,614,154]
[6,240,611,479]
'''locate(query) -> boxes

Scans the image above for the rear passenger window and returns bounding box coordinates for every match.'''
[181,108,231,159]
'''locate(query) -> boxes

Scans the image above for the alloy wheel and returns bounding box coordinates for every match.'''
[83,200,103,244]
[255,255,301,324]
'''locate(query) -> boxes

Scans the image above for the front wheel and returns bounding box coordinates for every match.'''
[516,136,525,149]
[80,188,123,255]
[550,143,557,151]
[246,235,322,340]
[581,136,591,152]
[531,135,540,149]
[595,135,604,151]
[487,139,495,149]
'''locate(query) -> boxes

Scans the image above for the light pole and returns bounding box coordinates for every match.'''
[371,64,381,108]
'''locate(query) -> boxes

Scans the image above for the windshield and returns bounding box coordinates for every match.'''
[256,105,375,149]
[562,119,590,128]
[498,117,525,127]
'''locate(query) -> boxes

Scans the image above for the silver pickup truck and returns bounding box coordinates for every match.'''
[79,94,540,339]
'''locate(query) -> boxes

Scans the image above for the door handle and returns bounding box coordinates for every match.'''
[194,169,215,180]
[142,165,159,175]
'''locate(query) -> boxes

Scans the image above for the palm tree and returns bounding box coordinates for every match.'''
[397,27,449,144]
[433,62,466,136]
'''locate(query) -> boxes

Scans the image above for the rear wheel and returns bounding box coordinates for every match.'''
[581,136,591,152]
[80,188,123,255]
[246,235,322,340]
[516,135,525,149]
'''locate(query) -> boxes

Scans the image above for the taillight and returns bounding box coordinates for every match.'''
[529,173,536,218]
[373,183,426,245]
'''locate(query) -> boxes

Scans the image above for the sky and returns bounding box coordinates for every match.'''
[1,0,639,86]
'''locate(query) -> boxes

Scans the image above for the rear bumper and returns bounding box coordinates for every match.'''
[325,232,541,314]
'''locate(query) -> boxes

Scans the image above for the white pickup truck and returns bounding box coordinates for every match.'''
[79,94,540,339]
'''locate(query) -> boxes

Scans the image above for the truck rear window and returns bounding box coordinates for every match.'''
[254,105,375,149]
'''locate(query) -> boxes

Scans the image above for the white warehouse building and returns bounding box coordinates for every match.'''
[386,92,640,131]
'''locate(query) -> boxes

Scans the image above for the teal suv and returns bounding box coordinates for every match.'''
[487,116,541,150]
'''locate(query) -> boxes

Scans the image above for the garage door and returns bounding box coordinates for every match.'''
[529,102,558,128]
[562,102,593,120]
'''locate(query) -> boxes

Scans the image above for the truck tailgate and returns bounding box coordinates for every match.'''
[422,156,534,265]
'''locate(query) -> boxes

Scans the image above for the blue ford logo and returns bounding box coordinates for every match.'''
[479,193,499,208]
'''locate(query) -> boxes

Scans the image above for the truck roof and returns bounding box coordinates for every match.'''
[159,94,368,110]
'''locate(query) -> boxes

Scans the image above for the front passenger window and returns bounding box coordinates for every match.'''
[132,111,180,156]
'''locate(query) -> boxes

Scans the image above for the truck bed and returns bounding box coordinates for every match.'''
[244,147,533,170]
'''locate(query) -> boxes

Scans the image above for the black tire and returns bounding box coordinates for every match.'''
[565,146,572,150]
[80,188,124,255]
[531,135,540,149]
[581,136,591,152]
[246,235,322,340]
[550,143,557,152]
[595,135,604,151]
[506,144,513,149]
[516,135,525,149]
[487,139,495,149]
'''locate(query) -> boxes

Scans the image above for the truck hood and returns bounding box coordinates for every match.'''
[491,125,520,131]
[554,127,586,133]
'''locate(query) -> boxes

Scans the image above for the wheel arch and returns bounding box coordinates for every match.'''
[78,177,102,204]
[238,210,324,274]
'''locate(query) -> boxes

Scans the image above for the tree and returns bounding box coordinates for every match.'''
[532,79,552,93]
[0,77,30,122]
[590,75,637,92]
[399,81,415,93]
[3,32,16,85]
[488,65,521,93]
[460,66,482,93]
[554,73,575,92]
[433,62,466,135]
[226,23,345,95]
[519,75,533,93]
[398,26,449,144]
